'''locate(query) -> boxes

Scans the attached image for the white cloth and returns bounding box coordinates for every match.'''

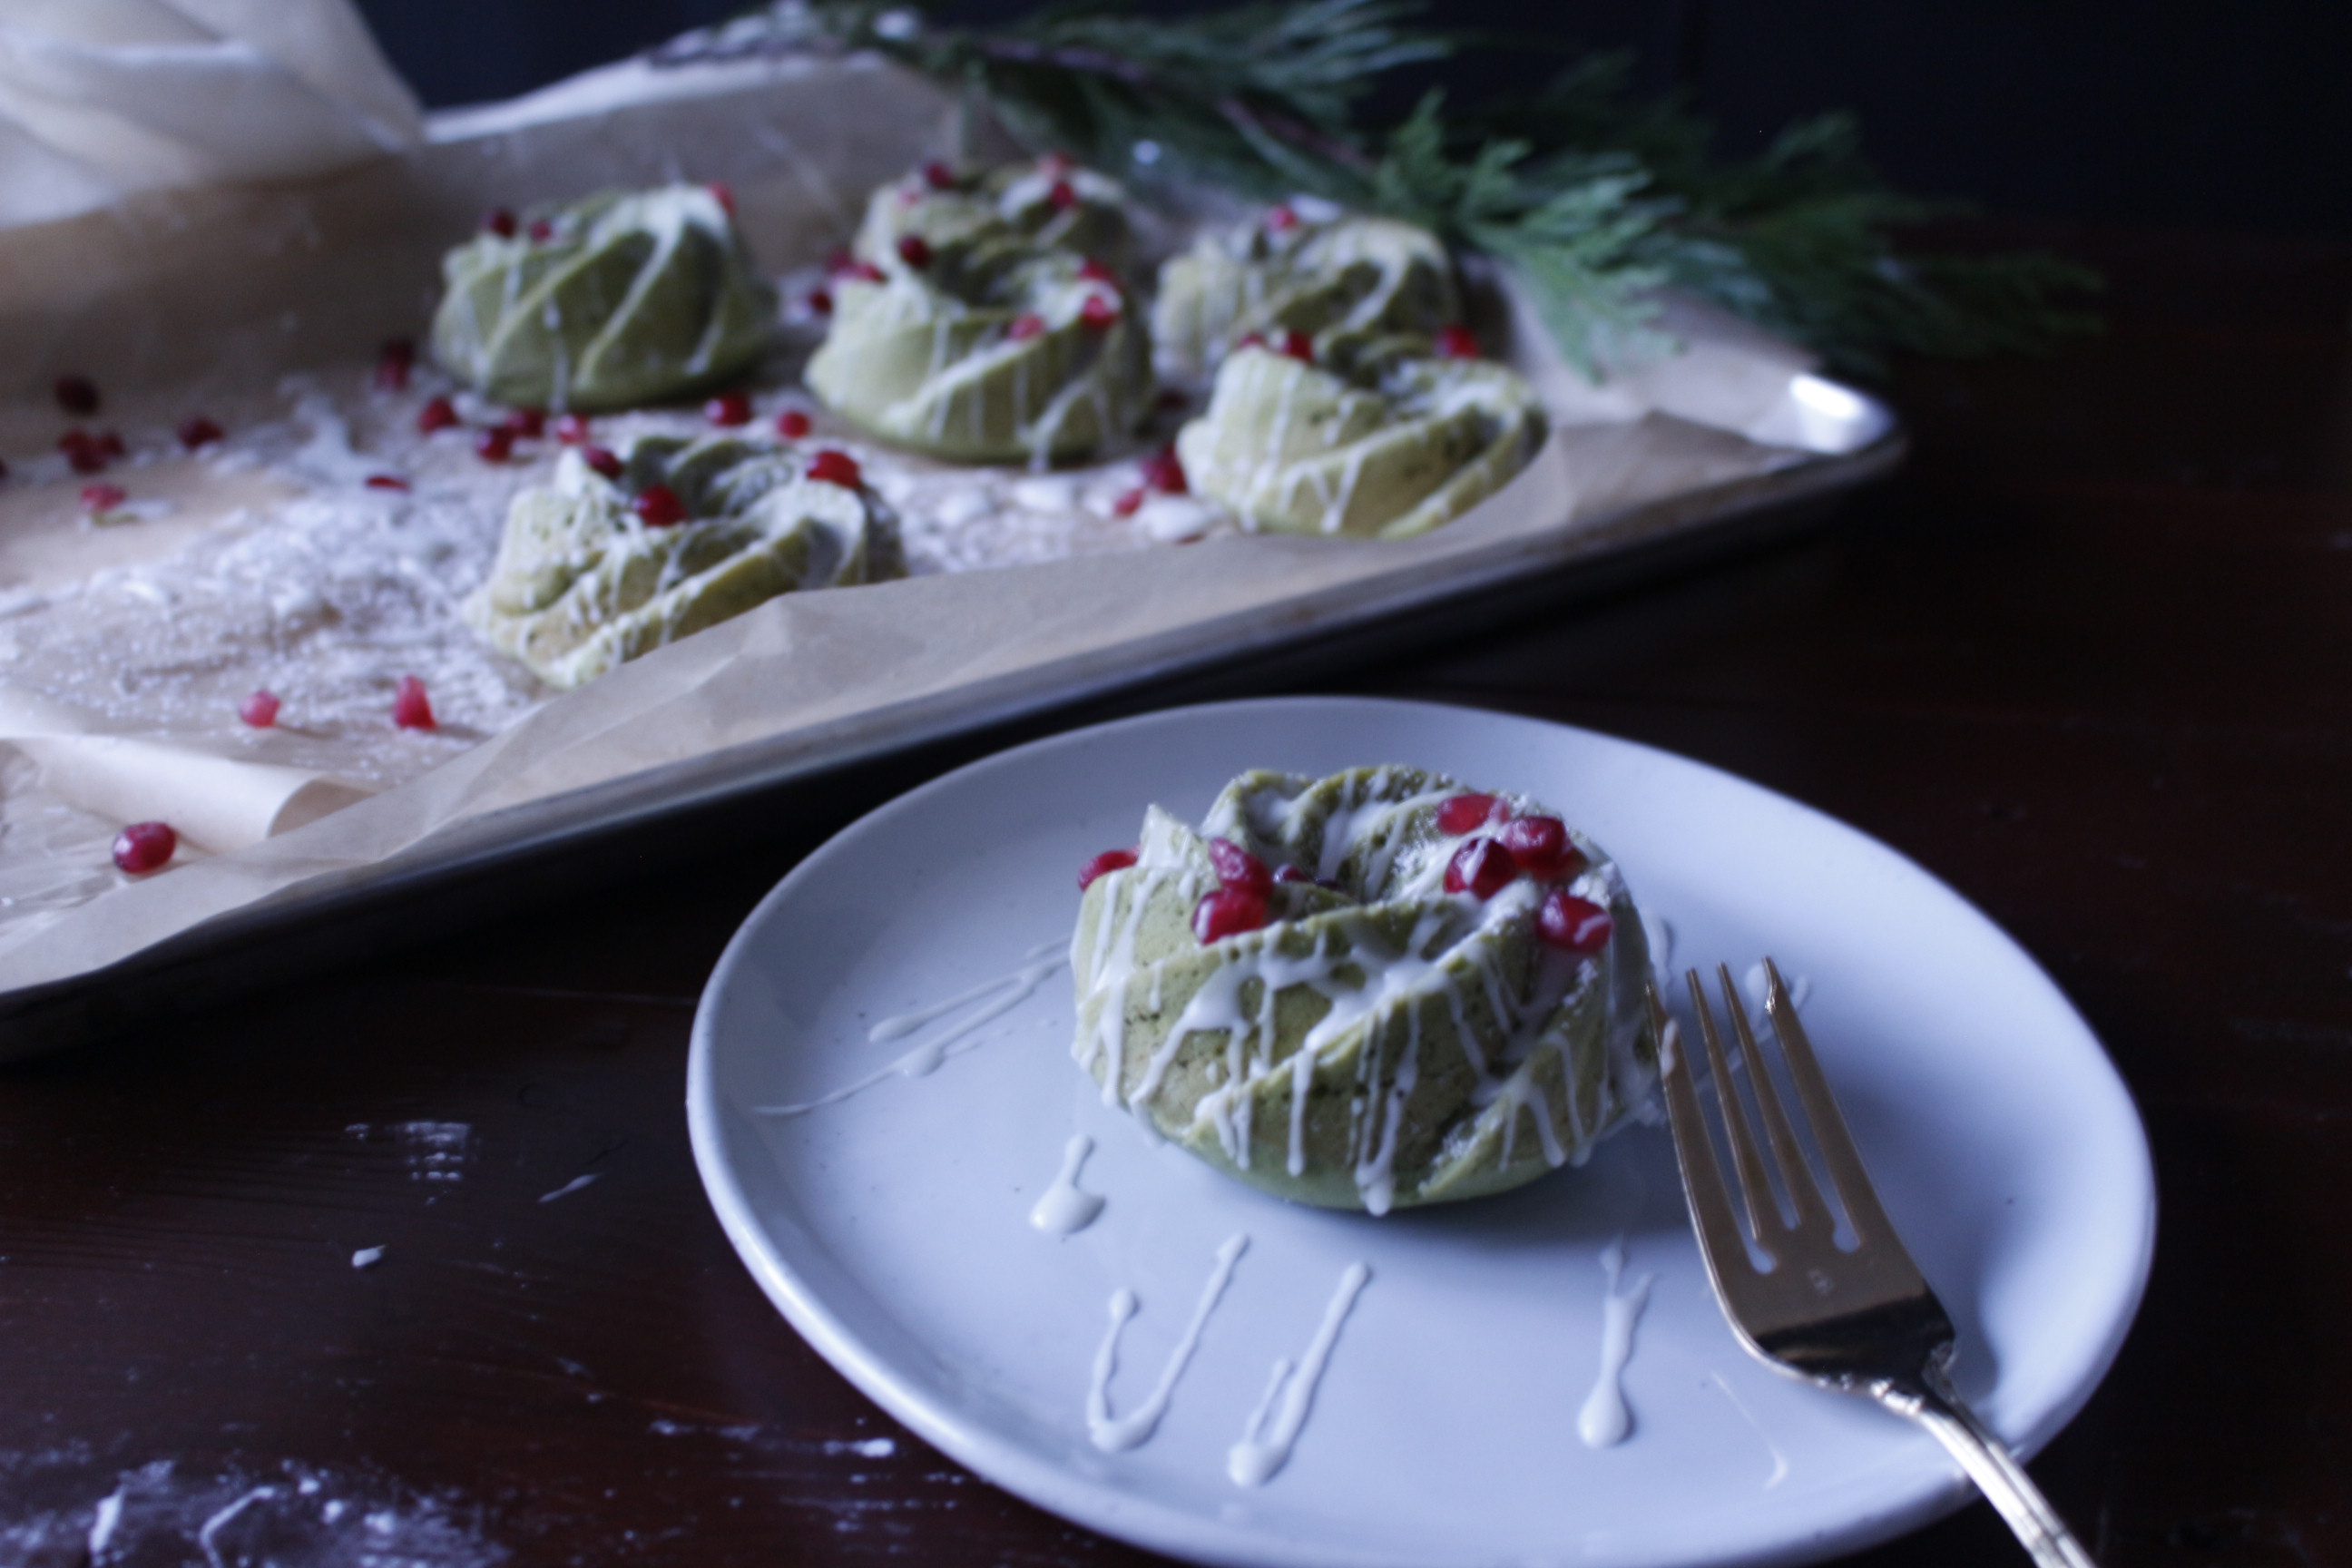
[0,0,421,227]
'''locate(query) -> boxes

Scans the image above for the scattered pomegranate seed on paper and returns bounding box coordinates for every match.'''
[391,676,436,731]
[113,821,176,875]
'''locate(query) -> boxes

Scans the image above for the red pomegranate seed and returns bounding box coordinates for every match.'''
[1140,445,1187,495]
[1077,848,1138,890]
[1497,816,1583,879]
[633,484,688,527]
[1007,313,1046,341]
[1208,838,1275,897]
[807,449,861,489]
[825,246,854,272]
[775,409,812,439]
[527,217,554,243]
[896,235,932,270]
[1265,204,1299,233]
[1076,258,1118,286]
[500,407,546,438]
[392,674,436,731]
[1278,329,1314,362]
[805,286,834,316]
[59,431,105,473]
[473,427,514,463]
[481,208,517,237]
[1193,887,1269,944]
[1274,864,1309,883]
[177,416,224,449]
[554,412,593,444]
[240,690,280,728]
[1436,794,1506,835]
[1111,487,1144,517]
[1234,332,1268,353]
[1444,838,1518,899]
[1080,295,1118,331]
[364,473,410,491]
[95,430,126,459]
[705,390,753,426]
[80,483,127,513]
[375,338,415,391]
[922,160,956,190]
[847,260,885,283]
[707,181,736,216]
[54,375,100,415]
[1436,324,1481,359]
[416,396,460,434]
[112,820,175,874]
[1538,891,1613,953]
[1047,179,1078,211]
[581,446,624,480]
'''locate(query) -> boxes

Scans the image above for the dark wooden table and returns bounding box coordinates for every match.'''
[4,222,2346,1567]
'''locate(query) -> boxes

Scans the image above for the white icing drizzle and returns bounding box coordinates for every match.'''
[1087,1233,1249,1453]
[1226,1260,1371,1487]
[1577,1239,1655,1448]
[757,944,1065,1116]
[1029,1134,1105,1236]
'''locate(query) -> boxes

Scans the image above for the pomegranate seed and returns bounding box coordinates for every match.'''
[896,235,932,270]
[416,396,460,434]
[112,821,175,874]
[1047,179,1078,211]
[1537,891,1613,953]
[392,674,436,730]
[1436,324,1481,359]
[527,217,554,242]
[825,247,855,273]
[705,390,753,426]
[1266,204,1299,233]
[240,690,280,728]
[922,160,957,190]
[1278,329,1314,362]
[1140,445,1187,495]
[581,445,624,480]
[473,427,514,463]
[499,407,545,438]
[554,412,593,444]
[776,409,812,439]
[847,260,885,283]
[1111,487,1144,517]
[58,431,105,473]
[805,286,834,316]
[1436,794,1507,834]
[707,181,736,216]
[1234,332,1267,352]
[1193,887,1269,944]
[1208,838,1275,897]
[54,375,100,415]
[177,416,224,449]
[1080,295,1118,331]
[1078,848,1138,890]
[1444,838,1518,899]
[1497,816,1582,879]
[364,473,410,491]
[95,430,126,459]
[1077,258,1118,286]
[375,338,415,391]
[80,483,127,513]
[482,208,517,237]
[807,449,861,489]
[1006,313,1046,341]
[1274,864,1309,883]
[632,484,688,527]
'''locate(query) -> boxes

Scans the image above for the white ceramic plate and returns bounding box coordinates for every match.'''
[688,697,2153,1568]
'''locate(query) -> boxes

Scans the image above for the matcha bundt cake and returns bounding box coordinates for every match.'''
[464,435,903,688]
[1071,766,1656,1214]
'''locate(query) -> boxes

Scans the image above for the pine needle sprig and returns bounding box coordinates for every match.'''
[665,1,2099,379]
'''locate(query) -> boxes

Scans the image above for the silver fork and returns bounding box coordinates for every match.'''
[1650,960,2096,1568]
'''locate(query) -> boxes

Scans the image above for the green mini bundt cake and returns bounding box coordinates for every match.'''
[1071,766,1656,1214]
[1173,333,1545,538]
[431,184,776,412]
[1152,210,1459,381]
[464,435,903,688]
[804,159,1153,464]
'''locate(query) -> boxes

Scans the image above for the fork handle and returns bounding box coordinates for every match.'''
[1871,1370,2098,1568]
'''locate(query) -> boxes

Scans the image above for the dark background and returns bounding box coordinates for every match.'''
[352,0,2352,238]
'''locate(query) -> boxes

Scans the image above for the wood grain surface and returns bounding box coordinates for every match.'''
[3,221,2347,1567]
